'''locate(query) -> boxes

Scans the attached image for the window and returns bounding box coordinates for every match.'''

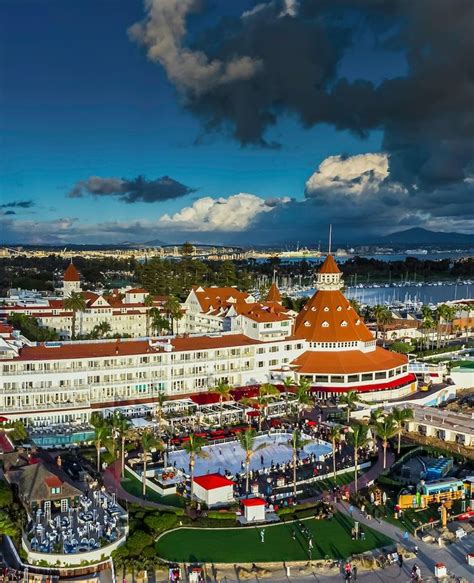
[323,306,329,312]
[322,321,329,327]
[347,374,359,383]
[361,373,373,381]
[375,371,386,380]
[315,375,328,383]
[331,375,344,383]
[341,321,347,327]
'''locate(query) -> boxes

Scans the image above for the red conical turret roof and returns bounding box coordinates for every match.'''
[64,262,80,282]
[266,282,282,303]
[318,254,341,274]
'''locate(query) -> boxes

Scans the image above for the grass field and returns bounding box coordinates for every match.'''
[156,513,393,563]
[121,471,185,508]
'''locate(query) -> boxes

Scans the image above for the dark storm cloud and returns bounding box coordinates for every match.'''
[131,0,474,194]
[68,175,196,203]
[0,200,34,209]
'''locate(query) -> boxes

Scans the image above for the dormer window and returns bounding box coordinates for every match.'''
[51,486,61,495]
[341,321,348,327]
[337,306,342,311]
[322,321,329,327]
[304,321,311,327]
[355,319,360,326]
[323,306,329,312]
[347,305,352,310]
[311,307,316,311]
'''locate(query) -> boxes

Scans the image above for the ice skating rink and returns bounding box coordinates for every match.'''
[168,432,332,476]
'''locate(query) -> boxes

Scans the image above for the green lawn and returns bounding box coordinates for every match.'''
[452,360,474,369]
[121,471,185,508]
[156,513,392,563]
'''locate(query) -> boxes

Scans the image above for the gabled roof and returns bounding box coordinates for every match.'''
[63,262,80,282]
[266,283,282,303]
[293,289,373,342]
[193,473,234,490]
[192,286,252,313]
[7,462,82,503]
[318,255,341,274]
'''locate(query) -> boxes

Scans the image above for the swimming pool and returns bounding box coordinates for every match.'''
[31,431,95,447]
[168,432,332,477]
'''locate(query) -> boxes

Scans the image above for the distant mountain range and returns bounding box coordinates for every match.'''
[379,227,474,246]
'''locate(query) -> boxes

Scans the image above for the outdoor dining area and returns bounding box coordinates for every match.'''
[28,488,128,556]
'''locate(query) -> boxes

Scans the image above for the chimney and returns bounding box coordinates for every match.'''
[56,455,62,467]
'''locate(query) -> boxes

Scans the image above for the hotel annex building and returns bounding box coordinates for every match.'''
[0,256,415,426]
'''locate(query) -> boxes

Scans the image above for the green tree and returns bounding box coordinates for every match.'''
[238,428,266,495]
[243,383,279,431]
[110,412,133,479]
[347,423,369,492]
[348,298,361,314]
[213,379,232,427]
[295,378,312,418]
[64,291,86,339]
[91,414,110,473]
[372,305,392,341]
[282,376,296,414]
[373,415,397,469]
[390,407,414,454]
[164,295,182,335]
[182,434,207,501]
[421,305,434,350]
[0,511,17,537]
[329,425,342,485]
[289,429,310,497]
[140,431,164,498]
[339,391,361,423]
[150,308,170,335]
[144,294,155,336]
[154,392,168,437]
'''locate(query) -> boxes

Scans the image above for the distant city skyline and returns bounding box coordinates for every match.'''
[1,0,473,245]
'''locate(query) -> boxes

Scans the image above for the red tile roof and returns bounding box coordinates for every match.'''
[63,262,80,282]
[291,346,408,374]
[11,334,263,361]
[44,475,62,488]
[193,286,252,313]
[242,497,266,506]
[193,473,234,490]
[318,255,341,274]
[293,289,373,343]
[266,283,282,303]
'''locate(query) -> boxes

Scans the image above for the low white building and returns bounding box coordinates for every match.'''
[242,497,266,522]
[193,473,234,507]
[404,404,474,447]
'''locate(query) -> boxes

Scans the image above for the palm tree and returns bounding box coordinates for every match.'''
[93,424,110,473]
[329,425,342,484]
[372,305,387,340]
[150,308,170,335]
[339,391,361,424]
[254,383,280,431]
[347,423,369,492]
[282,376,296,413]
[289,429,310,497]
[391,407,414,454]
[154,392,168,436]
[182,434,207,501]
[144,294,154,336]
[421,305,434,350]
[110,412,133,479]
[64,291,86,339]
[213,379,232,427]
[369,407,384,426]
[348,298,361,314]
[373,416,397,469]
[140,430,164,497]
[294,378,312,419]
[238,428,267,495]
[97,320,111,338]
[379,309,393,346]
[164,296,182,335]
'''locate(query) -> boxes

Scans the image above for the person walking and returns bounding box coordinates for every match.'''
[352,564,357,581]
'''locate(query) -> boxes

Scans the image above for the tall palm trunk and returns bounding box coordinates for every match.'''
[397,430,402,455]
[219,395,223,428]
[354,448,358,492]
[142,457,147,497]
[383,439,387,469]
[121,435,126,479]
[96,440,101,472]
[189,455,195,499]
[245,456,250,494]
[72,310,77,339]
[292,450,297,497]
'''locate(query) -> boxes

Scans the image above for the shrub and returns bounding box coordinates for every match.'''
[144,512,178,533]
[206,511,236,520]
[125,530,153,556]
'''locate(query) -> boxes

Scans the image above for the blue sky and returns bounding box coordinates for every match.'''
[1,0,472,245]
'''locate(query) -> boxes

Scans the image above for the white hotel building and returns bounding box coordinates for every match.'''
[0,256,416,426]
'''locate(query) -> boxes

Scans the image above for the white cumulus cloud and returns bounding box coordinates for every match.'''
[305,152,406,198]
[158,193,287,231]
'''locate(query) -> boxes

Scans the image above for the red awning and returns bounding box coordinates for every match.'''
[310,373,416,394]
[247,410,260,417]
[306,420,317,427]
[0,417,8,423]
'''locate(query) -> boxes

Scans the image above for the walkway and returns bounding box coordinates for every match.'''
[103,460,177,511]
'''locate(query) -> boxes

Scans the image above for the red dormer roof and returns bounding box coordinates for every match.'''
[64,262,80,282]
[44,475,62,488]
[266,283,282,303]
[193,473,234,490]
[319,255,341,274]
[242,497,266,507]
[126,288,147,294]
